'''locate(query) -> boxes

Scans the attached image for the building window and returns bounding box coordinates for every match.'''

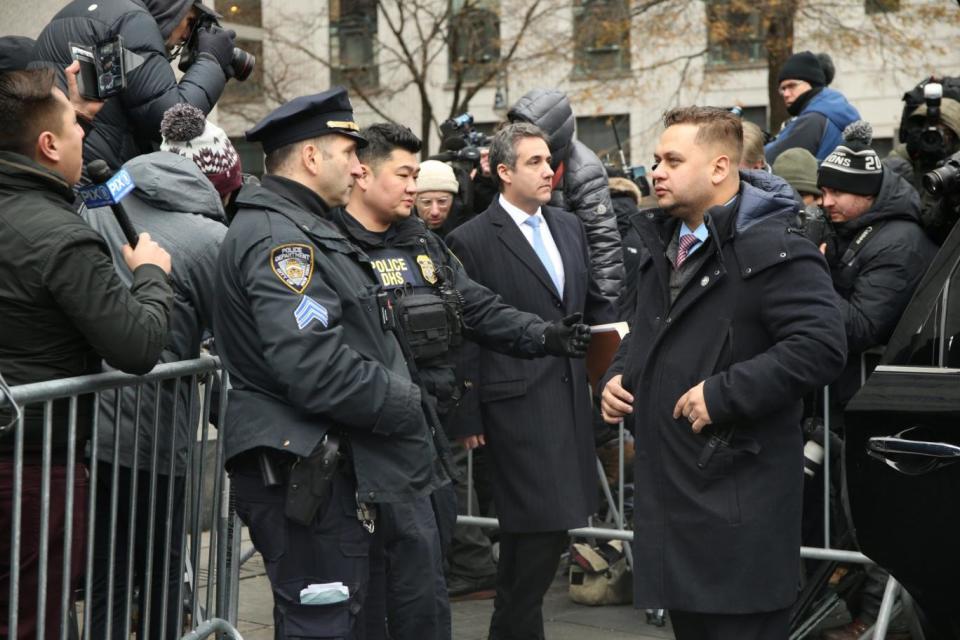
[865,0,900,13]
[449,0,500,83]
[576,114,630,165]
[215,0,262,28]
[330,0,379,89]
[572,0,631,78]
[219,37,263,103]
[706,0,764,67]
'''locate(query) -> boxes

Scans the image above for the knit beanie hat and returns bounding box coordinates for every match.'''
[416,160,459,194]
[817,121,884,197]
[160,103,242,200]
[778,51,826,87]
[772,148,821,197]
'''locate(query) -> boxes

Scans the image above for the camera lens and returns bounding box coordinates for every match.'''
[923,163,959,197]
[230,47,255,81]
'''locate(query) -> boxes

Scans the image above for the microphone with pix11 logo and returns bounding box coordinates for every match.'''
[78,159,139,247]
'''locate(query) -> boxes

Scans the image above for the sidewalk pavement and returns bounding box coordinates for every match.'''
[231,545,675,640]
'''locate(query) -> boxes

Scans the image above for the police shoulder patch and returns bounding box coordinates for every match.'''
[416,254,437,284]
[271,243,314,294]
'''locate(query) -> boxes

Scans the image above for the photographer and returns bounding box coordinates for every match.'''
[32,0,238,169]
[803,123,937,640]
[886,77,960,244]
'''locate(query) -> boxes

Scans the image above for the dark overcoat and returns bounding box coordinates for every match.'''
[446,200,614,532]
[604,172,847,613]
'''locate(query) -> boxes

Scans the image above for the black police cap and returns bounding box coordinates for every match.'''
[245,86,367,154]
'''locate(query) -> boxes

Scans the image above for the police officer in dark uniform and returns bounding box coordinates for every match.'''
[213,89,450,639]
[329,123,593,639]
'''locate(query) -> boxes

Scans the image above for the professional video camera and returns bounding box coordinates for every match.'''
[794,203,832,246]
[924,150,960,199]
[177,3,255,80]
[431,113,488,171]
[899,78,960,170]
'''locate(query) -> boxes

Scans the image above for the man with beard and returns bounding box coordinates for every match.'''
[33,0,237,168]
[601,106,846,640]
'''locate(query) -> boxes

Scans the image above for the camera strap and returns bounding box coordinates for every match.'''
[839,224,877,268]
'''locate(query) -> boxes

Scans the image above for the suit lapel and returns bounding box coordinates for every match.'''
[489,203,562,301]
[542,208,577,310]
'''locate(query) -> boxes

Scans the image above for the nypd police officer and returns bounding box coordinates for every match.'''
[329,123,593,639]
[213,89,449,638]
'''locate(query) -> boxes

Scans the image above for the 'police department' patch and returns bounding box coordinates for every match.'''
[271,244,314,294]
[416,254,437,284]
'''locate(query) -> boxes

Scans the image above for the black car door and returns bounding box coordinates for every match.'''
[845,228,960,639]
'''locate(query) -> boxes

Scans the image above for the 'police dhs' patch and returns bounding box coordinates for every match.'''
[271,244,314,294]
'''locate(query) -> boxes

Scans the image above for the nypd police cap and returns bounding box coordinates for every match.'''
[245,86,367,154]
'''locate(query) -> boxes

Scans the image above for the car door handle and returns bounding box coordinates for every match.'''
[868,435,960,476]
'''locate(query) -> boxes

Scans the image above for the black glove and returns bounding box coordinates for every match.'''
[196,25,236,76]
[542,313,592,358]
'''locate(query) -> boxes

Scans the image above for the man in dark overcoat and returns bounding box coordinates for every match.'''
[446,122,614,640]
[600,106,846,640]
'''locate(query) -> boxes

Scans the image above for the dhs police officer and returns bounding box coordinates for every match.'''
[329,123,593,639]
[213,89,448,638]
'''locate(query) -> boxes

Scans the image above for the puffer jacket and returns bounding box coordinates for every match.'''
[82,151,227,473]
[32,0,226,169]
[826,168,937,405]
[509,89,624,306]
[765,87,860,164]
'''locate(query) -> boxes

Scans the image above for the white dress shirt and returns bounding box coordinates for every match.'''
[499,194,565,295]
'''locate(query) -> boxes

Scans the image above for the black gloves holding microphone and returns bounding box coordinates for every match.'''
[542,313,592,358]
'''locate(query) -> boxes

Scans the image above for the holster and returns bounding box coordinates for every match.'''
[284,434,341,526]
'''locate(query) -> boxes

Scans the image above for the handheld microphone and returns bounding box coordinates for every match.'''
[79,160,139,247]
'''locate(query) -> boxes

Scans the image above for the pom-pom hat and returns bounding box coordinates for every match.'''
[817,121,884,197]
[160,103,242,200]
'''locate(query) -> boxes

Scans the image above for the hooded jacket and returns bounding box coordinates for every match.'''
[826,169,937,405]
[82,151,227,472]
[32,0,226,169]
[509,90,624,305]
[603,170,846,611]
[0,151,173,452]
[765,87,861,164]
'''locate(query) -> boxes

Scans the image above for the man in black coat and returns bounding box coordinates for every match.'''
[33,0,237,168]
[601,107,846,640]
[446,122,614,640]
[508,89,624,307]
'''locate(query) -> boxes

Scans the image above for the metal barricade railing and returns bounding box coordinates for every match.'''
[0,357,243,640]
[455,345,916,640]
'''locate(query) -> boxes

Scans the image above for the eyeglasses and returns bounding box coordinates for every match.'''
[779,81,802,95]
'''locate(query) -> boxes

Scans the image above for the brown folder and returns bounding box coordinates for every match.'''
[586,322,629,394]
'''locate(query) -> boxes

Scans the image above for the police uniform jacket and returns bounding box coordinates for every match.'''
[329,208,553,411]
[603,171,847,613]
[213,176,446,504]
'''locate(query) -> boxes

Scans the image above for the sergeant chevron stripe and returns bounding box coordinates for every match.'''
[294,296,329,330]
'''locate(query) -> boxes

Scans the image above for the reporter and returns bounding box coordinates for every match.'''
[0,68,173,640]
[32,0,235,168]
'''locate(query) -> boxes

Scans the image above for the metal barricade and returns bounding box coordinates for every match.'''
[0,357,243,640]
